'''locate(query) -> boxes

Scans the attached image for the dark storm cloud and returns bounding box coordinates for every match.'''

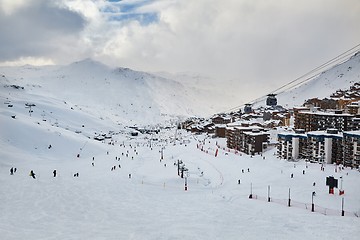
[0,0,86,61]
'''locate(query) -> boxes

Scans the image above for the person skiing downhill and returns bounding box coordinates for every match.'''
[29,170,36,179]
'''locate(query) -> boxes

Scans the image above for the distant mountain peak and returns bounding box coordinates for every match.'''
[70,58,108,68]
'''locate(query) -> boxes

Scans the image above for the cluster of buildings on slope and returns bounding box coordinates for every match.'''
[278,105,360,168]
[181,94,360,169]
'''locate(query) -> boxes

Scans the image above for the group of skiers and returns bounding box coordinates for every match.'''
[9,167,17,175]
[8,145,140,181]
[9,168,57,179]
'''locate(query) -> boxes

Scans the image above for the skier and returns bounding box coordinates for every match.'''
[53,169,57,177]
[10,167,14,175]
[29,170,36,179]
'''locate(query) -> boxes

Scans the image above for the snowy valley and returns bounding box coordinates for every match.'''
[0,53,360,240]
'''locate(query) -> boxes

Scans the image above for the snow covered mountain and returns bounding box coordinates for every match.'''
[1,51,359,126]
[1,58,248,127]
[1,55,360,240]
[276,52,360,108]
[1,59,204,126]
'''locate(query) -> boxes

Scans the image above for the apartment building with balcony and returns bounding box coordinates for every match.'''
[294,109,354,132]
[343,131,360,168]
[306,129,343,164]
[277,130,307,160]
[226,126,269,155]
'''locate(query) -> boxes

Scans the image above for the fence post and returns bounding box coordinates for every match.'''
[249,183,253,199]
[311,191,315,212]
[288,188,291,207]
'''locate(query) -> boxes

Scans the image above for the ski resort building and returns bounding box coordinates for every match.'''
[277,130,307,160]
[343,131,360,168]
[226,126,269,155]
[211,115,232,125]
[277,129,343,164]
[306,129,343,164]
[277,129,360,168]
[294,109,355,132]
[214,125,227,138]
[346,101,360,115]
[348,117,360,131]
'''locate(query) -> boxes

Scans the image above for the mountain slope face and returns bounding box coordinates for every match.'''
[0,59,217,126]
[1,52,359,126]
[276,52,360,108]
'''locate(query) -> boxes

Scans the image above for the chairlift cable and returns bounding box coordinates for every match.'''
[221,43,360,114]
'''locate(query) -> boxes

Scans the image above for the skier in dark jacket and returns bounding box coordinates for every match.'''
[30,170,36,179]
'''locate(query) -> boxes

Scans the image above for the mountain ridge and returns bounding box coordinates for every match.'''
[1,53,359,124]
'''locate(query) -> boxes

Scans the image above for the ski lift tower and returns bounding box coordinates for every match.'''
[25,103,36,117]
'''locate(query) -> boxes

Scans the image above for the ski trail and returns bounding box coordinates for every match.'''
[200,158,224,188]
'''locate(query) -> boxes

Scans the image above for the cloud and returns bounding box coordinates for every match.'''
[94,0,360,84]
[0,0,359,97]
[0,0,86,63]
[0,0,28,15]
[0,56,54,66]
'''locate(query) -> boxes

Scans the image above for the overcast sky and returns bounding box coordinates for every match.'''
[0,0,359,86]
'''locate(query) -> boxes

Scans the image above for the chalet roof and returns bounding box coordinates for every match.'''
[298,110,353,117]
[263,119,281,125]
[212,115,231,119]
[234,126,264,131]
[244,131,270,136]
[278,132,307,139]
[307,130,343,139]
[293,106,310,110]
[227,120,243,127]
[343,131,360,138]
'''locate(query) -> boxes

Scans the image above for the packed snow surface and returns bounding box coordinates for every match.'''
[1,55,360,239]
[1,87,359,240]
